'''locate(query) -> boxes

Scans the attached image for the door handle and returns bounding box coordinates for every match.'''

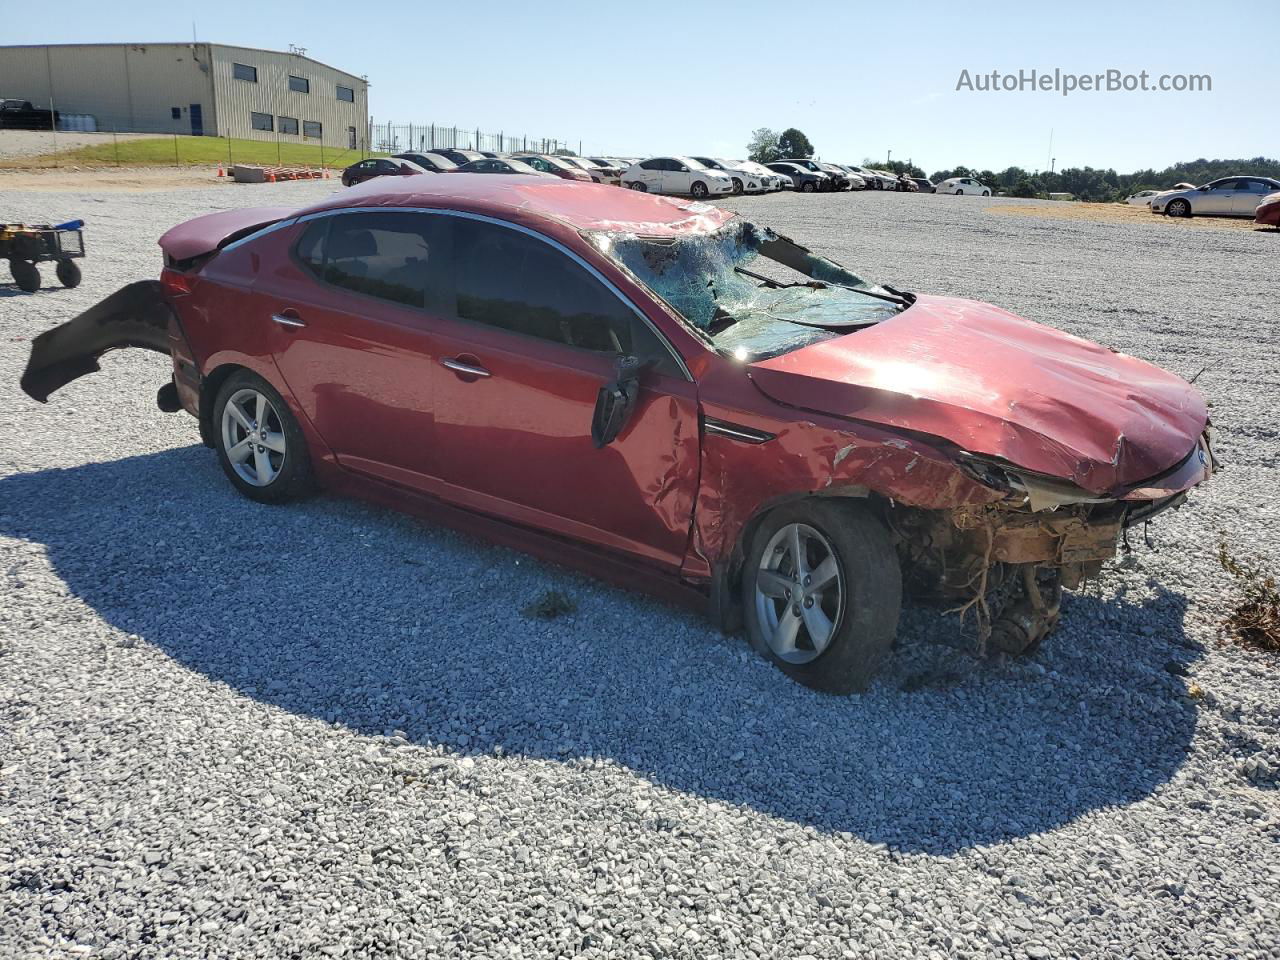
[441,357,491,378]
[272,313,306,329]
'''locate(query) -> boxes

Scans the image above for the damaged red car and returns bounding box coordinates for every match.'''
[21,177,1215,693]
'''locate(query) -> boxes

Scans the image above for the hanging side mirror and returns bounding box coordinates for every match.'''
[591,355,643,448]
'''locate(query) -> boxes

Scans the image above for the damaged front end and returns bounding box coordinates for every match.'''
[887,432,1215,654]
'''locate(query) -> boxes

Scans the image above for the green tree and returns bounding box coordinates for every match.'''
[776,128,815,159]
[746,128,780,164]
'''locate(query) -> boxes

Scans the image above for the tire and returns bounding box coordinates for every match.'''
[212,370,313,504]
[627,181,647,192]
[982,190,991,197]
[10,259,40,293]
[1166,198,1191,218]
[55,258,81,288]
[690,181,709,199]
[801,181,816,193]
[955,189,963,196]
[742,500,902,694]
[731,177,743,196]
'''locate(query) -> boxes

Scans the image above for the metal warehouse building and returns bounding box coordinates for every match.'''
[0,42,368,149]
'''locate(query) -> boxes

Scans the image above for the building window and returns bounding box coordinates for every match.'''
[171,107,181,120]
[336,85,354,103]
[303,120,322,139]
[233,63,258,83]
[279,116,299,136]
[251,112,274,132]
[289,75,310,94]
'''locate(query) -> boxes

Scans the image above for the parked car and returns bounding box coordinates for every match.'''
[1125,189,1162,207]
[730,160,790,192]
[510,154,593,183]
[428,148,486,167]
[844,165,892,190]
[936,177,992,196]
[1255,191,1280,228]
[1150,177,1280,218]
[340,157,427,187]
[392,152,459,174]
[765,162,828,193]
[621,157,734,198]
[0,98,57,129]
[455,157,554,177]
[562,157,622,186]
[690,157,767,194]
[22,177,1215,693]
[828,166,867,190]
[909,177,935,193]
[779,159,849,191]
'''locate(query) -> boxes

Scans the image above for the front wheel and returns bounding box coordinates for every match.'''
[742,501,901,694]
[981,190,991,197]
[10,259,40,293]
[801,181,816,193]
[1166,198,1191,218]
[690,181,709,199]
[731,177,743,195]
[955,189,963,195]
[213,370,313,504]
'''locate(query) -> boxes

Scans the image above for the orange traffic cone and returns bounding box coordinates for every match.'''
[266,170,275,183]
[216,165,224,177]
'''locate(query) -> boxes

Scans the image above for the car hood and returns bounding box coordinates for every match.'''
[748,295,1207,494]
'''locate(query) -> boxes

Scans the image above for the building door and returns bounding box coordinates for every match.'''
[189,104,203,137]
[348,126,357,150]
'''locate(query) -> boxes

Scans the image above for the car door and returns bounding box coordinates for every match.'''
[633,159,663,192]
[662,159,692,195]
[1235,179,1272,215]
[425,214,700,570]
[1197,179,1235,215]
[258,210,449,489]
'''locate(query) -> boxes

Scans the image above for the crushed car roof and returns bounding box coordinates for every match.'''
[294,175,736,236]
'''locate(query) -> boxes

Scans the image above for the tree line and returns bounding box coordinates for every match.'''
[745,127,1279,202]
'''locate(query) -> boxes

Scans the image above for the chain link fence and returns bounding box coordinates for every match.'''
[369,121,587,158]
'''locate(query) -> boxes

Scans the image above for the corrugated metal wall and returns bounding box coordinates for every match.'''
[0,43,367,147]
[209,44,368,150]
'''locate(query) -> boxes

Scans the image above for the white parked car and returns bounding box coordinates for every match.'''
[690,157,767,194]
[563,157,621,186]
[1149,176,1280,218]
[936,177,992,196]
[844,165,892,190]
[1125,189,1162,206]
[732,160,789,191]
[621,156,735,198]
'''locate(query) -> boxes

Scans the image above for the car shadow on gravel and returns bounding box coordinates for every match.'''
[0,448,1203,855]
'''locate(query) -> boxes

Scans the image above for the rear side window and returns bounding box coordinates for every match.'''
[295,212,447,311]
[451,218,673,368]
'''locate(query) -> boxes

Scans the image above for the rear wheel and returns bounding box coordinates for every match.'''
[743,501,901,694]
[213,370,312,504]
[1166,198,1191,218]
[982,190,991,197]
[55,258,81,288]
[628,181,647,192]
[10,259,40,293]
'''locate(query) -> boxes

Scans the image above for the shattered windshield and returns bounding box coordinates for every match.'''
[589,219,900,362]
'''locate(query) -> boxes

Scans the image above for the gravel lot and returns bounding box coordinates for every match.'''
[2,181,1277,959]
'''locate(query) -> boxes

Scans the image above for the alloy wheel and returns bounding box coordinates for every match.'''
[753,522,845,664]
[221,387,287,487]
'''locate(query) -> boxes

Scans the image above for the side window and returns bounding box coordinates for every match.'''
[295,213,447,312]
[639,159,658,171]
[450,219,674,368]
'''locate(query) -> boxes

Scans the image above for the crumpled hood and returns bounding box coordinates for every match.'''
[748,295,1208,494]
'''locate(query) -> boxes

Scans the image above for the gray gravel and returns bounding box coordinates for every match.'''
[2,182,1278,959]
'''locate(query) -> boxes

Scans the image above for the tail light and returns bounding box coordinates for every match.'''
[161,266,195,297]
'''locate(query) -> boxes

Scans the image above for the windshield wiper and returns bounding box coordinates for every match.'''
[733,265,910,307]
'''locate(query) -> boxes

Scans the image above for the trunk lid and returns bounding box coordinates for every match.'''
[748,295,1207,494]
[158,206,295,262]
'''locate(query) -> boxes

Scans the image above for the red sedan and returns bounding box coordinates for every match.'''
[21,177,1215,692]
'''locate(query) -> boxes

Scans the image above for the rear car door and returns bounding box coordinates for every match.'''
[636,159,664,192]
[426,215,700,570]
[258,210,449,489]
[1235,179,1274,215]
[1199,179,1236,214]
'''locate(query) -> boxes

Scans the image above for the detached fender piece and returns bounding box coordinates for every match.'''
[21,280,176,403]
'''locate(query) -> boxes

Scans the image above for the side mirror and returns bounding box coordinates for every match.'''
[591,355,643,448]
[680,166,689,172]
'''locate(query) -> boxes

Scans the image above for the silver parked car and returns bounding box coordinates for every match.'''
[1151,176,1280,218]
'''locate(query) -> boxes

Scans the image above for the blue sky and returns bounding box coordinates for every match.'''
[9,0,1273,175]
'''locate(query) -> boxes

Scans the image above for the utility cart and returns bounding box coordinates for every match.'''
[2,220,85,293]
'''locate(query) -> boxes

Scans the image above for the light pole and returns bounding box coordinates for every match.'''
[887,149,892,167]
